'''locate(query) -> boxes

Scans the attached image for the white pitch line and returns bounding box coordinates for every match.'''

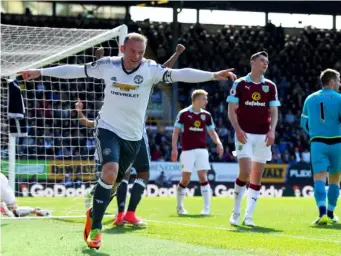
[2,215,341,244]
[1,215,90,220]
[144,219,341,244]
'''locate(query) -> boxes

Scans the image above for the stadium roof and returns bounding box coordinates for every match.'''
[52,1,341,15]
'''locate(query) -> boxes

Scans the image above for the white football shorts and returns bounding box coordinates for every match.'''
[180,148,210,172]
[234,133,272,163]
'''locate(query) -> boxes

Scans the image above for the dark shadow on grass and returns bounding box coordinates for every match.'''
[52,218,84,224]
[310,223,341,230]
[169,214,213,219]
[0,223,8,227]
[81,248,111,256]
[230,225,283,233]
[103,224,146,235]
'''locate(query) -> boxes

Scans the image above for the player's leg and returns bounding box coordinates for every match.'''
[112,136,143,225]
[10,205,50,217]
[84,161,101,209]
[229,134,252,226]
[310,142,329,225]
[327,173,340,223]
[326,142,341,223]
[113,170,130,226]
[243,134,271,227]
[124,134,150,226]
[243,161,264,226]
[177,150,195,215]
[85,128,121,248]
[195,149,212,215]
[197,170,211,215]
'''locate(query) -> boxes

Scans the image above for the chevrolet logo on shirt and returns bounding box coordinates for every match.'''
[113,83,137,91]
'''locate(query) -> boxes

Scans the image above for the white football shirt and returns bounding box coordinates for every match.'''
[0,173,16,205]
[85,57,170,141]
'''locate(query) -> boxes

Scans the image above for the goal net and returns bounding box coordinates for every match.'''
[0,23,128,217]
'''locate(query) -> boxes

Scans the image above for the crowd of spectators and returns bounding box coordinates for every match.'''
[144,22,341,164]
[2,14,341,165]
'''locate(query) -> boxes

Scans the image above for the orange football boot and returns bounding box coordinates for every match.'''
[83,208,92,243]
[87,229,102,250]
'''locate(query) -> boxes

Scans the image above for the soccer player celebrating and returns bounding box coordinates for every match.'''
[78,44,187,227]
[22,32,236,249]
[171,89,223,215]
[0,173,51,218]
[226,51,280,227]
[300,69,341,225]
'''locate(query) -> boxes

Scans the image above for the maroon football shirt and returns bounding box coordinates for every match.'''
[174,106,215,151]
[226,74,281,134]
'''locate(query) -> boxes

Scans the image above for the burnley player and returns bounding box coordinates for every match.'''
[172,89,223,215]
[227,51,280,227]
[300,69,341,225]
[22,32,236,249]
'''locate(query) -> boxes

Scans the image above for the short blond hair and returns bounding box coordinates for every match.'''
[191,89,208,102]
[124,33,148,45]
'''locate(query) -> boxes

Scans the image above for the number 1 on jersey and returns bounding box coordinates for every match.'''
[320,102,325,123]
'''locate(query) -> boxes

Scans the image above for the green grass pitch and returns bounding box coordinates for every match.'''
[1,197,341,256]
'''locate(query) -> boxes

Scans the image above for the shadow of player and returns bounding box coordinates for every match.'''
[310,223,341,230]
[231,225,283,234]
[82,248,111,256]
[103,224,146,235]
[169,214,213,218]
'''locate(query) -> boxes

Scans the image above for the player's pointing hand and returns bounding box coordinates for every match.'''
[21,69,41,80]
[214,69,237,82]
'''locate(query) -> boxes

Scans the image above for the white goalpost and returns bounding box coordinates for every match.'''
[0,23,128,217]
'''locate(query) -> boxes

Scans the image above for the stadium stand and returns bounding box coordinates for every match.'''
[2,13,341,165]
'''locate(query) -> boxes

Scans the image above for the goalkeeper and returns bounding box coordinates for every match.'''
[300,68,341,225]
[77,44,186,227]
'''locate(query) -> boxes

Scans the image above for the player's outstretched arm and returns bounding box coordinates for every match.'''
[162,44,186,68]
[75,98,95,128]
[22,47,109,80]
[208,130,224,158]
[162,68,237,84]
[21,65,87,80]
